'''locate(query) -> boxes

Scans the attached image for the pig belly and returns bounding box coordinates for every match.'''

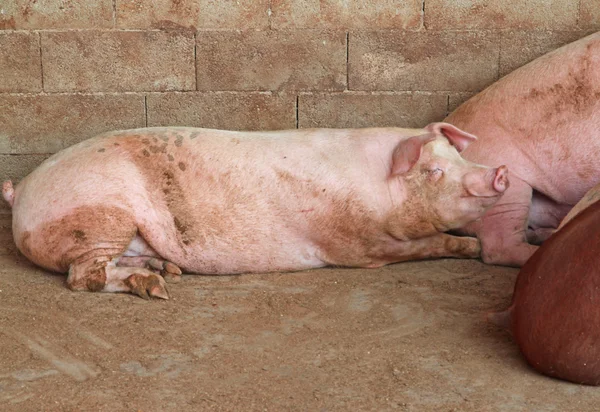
[509,199,600,385]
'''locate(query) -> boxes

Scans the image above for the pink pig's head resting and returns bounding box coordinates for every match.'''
[389,122,509,237]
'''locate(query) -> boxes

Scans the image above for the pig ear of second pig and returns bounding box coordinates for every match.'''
[391,134,436,175]
[426,122,478,152]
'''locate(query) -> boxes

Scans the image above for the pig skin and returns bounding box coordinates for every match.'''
[446,31,600,267]
[494,198,600,385]
[3,124,507,299]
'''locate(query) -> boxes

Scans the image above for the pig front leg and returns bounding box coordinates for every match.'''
[475,176,538,267]
[369,233,481,268]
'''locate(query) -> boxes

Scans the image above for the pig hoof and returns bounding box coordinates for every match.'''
[161,270,182,284]
[164,261,182,275]
[125,273,169,300]
[148,258,182,276]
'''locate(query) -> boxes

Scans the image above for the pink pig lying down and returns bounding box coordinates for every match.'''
[2,123,508,299]
[445,31,600,267]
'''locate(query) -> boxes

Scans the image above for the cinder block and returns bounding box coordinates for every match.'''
[447,93,476,115]
[41,31,195,92]
[0,0,112,29]
[0,32,41,92]
[499,31,590,77]
[196,30,346,91]
[349,31,499,92]
[425,0,578,29]
[271,0,422,29]
[298,92,448,128]
[0,212,16,252]
[580,1,600,30]
[0,94,145,154]
[147,92,296,130]
[0,154,51,184]
[115,0,269,29]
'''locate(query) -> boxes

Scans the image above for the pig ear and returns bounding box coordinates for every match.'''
[391,134,436,175]
[426,122,477,152]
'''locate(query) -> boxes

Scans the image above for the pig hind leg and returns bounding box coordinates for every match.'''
[41,206,173,299]
[68,257,170,300]
[116,235,183,283]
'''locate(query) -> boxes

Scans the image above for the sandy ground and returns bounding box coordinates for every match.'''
[1,212,599,411]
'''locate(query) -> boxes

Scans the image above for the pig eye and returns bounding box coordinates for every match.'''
[428,167,443,181]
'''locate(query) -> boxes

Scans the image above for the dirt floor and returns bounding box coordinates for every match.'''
[1,212,599,411]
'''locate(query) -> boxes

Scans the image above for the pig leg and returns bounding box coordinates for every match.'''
[23,206,172,299]
[476,177,538,267]
[369,233,481,267]
[116,235,183,283]
[67,257,169,300]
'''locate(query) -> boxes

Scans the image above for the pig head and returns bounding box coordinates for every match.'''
[386,122,509,241]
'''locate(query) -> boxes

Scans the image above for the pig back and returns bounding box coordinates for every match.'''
[511,198,600,385]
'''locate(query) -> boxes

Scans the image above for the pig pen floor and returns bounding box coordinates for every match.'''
[1,234,600,410]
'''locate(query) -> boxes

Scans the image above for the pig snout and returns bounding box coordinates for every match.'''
[464,166,509,197]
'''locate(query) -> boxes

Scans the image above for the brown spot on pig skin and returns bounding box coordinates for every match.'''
[142,149,150,157]
[577,164,594,180]
[72,230,86,241]
[508,199,600,385]
[68,259,108,293]
[174,135,184,147]
[17,206,137,275]
[97,148,106,153]
[178,162,186,171]
[149,143,168,154]
[524,47,600,122]
[168,154,174,162]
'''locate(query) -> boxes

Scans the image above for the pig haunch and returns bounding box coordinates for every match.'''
[4,124,508,299]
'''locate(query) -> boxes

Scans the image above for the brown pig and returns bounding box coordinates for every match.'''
[3,123,508,299]
[489,193,600,385]
[446,31,600,267]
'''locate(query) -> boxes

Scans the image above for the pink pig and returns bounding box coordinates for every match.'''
[446,32,600,267]
[3,123,508,299]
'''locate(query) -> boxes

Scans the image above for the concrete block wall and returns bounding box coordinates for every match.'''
[1,0,599,195]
